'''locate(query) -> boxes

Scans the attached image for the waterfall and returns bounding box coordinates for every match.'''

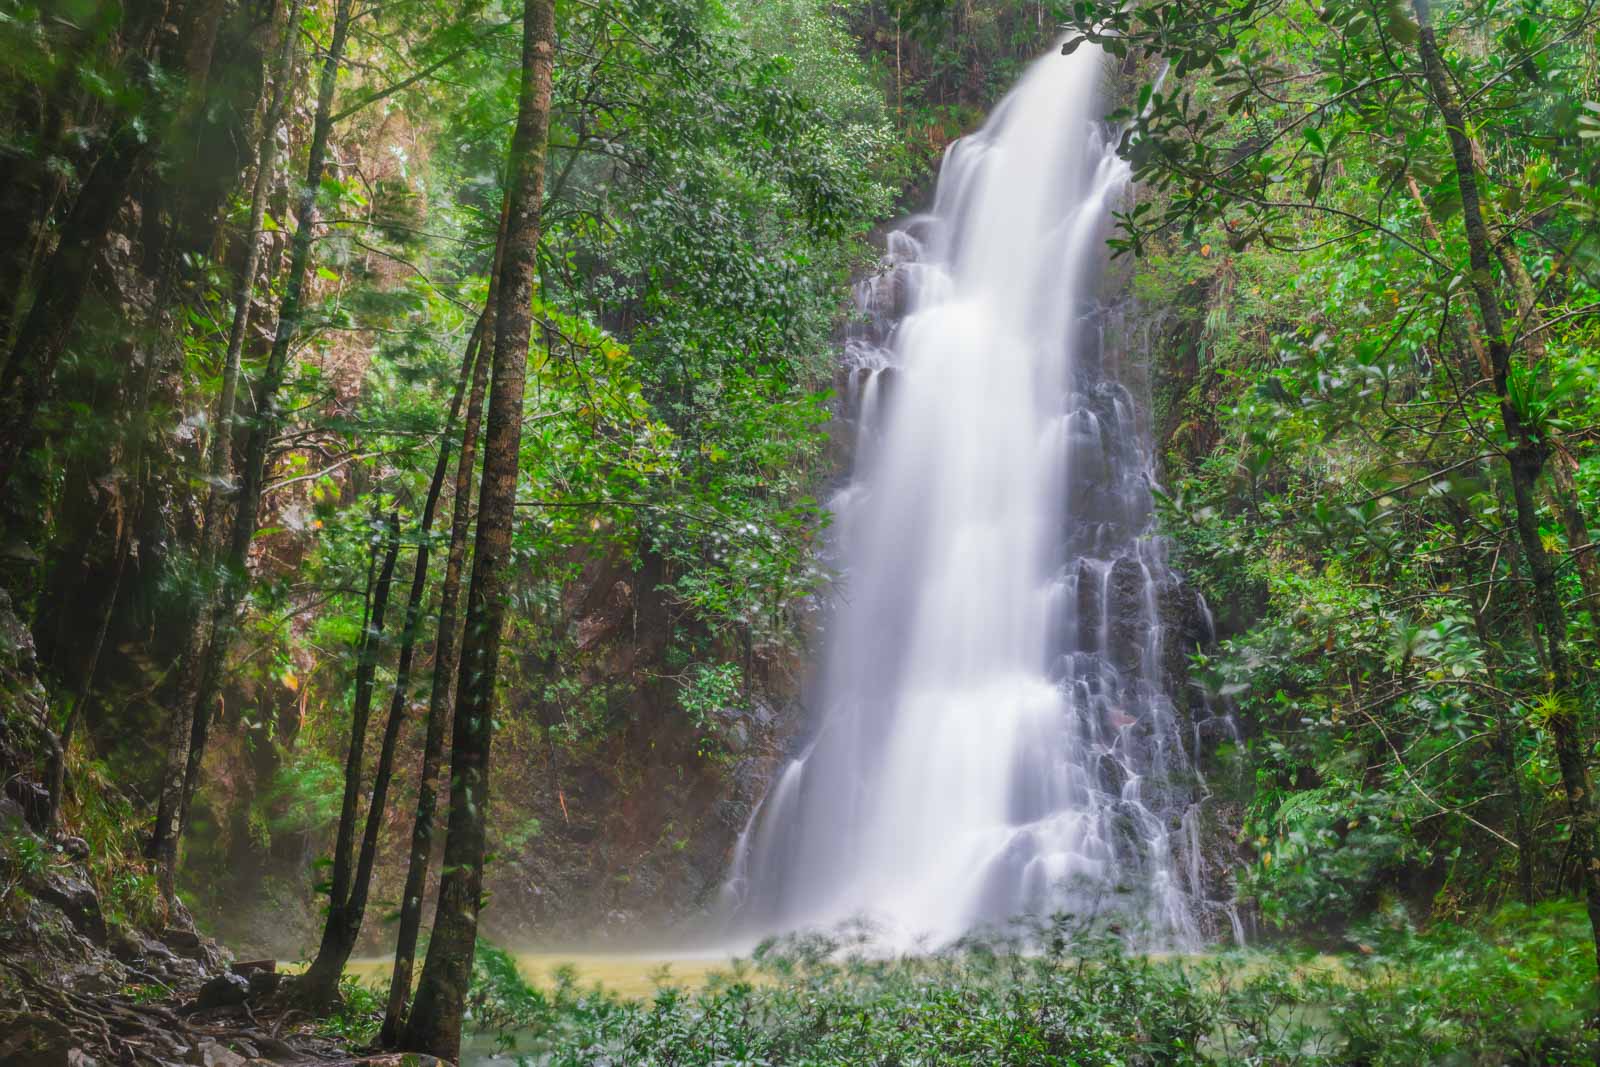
[722,43,1205,949]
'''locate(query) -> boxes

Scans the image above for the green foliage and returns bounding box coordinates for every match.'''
[312,973,385,1044]
[459,907,1598,1064]
[678,661,745,760]
[1085,0,1600,931]
[0,829,49,910]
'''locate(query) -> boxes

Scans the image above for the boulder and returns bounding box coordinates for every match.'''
[230,959,276,976]
[34,872,108,945]
[245,969,282,1000]
[163,924,227,971]
[192,972,251,1013]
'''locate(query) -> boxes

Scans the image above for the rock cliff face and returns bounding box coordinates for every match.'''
[189,547,807,960]
[471,551,805,948]
[1,591,259,1063]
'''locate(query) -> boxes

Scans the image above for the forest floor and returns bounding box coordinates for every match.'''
[0,829,439,1067]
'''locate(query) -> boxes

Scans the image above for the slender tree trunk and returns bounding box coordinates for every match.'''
[0,128,149,501]
[382,214,508,1047]
[401,1,554,1056]
[297,512,401,1005]
[147,0,356,895]
[298,322,483,1010]
[1487,227,1600,618]
[1459,549,1536,906]
[1414,0,1600,1009]
[158,0,304,871]
[201,0,304,549]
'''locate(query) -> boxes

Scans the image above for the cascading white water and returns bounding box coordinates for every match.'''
[722,43,1210,948]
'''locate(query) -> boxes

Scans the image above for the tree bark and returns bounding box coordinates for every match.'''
[296,511,401,1006]
[400,0,554,1057]
[201,0,304,550]
[1414,0,1600,1008]
[1487,224,1600,618]
[382,301,499,1046]
[298,318,483,1010]
[147,0,356,895]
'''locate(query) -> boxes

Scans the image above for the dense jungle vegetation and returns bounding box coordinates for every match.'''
[1,0,1599,1061]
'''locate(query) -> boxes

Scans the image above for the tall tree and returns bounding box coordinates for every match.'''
[400,0,555,1056]
[295,510,401,1006]
[382,205,508,1046]
[296,321,484,1009]
[146,0,357,896]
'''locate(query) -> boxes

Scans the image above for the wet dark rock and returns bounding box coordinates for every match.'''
[164,926,203,955]
[112,926,172,965]
[1097,753,1127,796]
[5,778,51,832]
[35,872,107,945]
[64,957,126,995]
[0,1012,76,1066]
[1106,557,1149,674]
[162,924,227,971]
[245,969,281,1000]
[0,793,28,830]
[192,972,251,1013]
[1073,559,1103,644]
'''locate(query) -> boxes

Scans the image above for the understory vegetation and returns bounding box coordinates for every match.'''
[450,905,1595,1065]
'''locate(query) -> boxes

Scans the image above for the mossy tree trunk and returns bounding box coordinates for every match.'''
[400,0,555,1056]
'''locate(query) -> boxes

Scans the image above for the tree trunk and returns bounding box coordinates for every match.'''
[201,0,304,550]
[299,319,483,1010]
[1414,0,1600,1009]
[382,205,510,1046]
[150,0,304,877]
[147,0,355,895]
[1460,553,1536,906]
[296,512,401,1007]
[0,126,150,503]
[1487,225,1600,619]
[400,1,554,1057]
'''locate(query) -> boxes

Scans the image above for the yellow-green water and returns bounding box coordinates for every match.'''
[345,952,742,1000]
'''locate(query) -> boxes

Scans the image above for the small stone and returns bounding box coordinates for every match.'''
[55,835,90,861]
[191,1039,249,1067]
